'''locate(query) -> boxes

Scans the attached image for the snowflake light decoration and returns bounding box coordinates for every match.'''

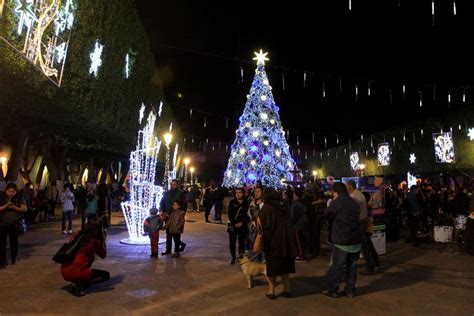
[433,132,455,164]
[377,143,391,166]
[409,153,416,164]
[350,152,360,171]
[467,128,474,141]
[89,40,104,77]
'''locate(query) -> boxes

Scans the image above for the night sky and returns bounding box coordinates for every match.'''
[135,0,474,149]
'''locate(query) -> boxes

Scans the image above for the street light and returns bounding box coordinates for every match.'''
[189,166,195,185]
[184,157,190,183]
[163,133,173,190]
[312,170,318,182]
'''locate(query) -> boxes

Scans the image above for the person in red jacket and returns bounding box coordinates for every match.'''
[61,218,109,297]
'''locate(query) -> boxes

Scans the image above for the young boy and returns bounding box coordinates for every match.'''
[144,208,164,258]
[164,201,186,258]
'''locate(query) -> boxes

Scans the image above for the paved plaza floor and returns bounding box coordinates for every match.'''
[0,212,473,315]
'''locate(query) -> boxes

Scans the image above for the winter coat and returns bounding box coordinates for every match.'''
[324,193,361,246]
[167,209,185,234]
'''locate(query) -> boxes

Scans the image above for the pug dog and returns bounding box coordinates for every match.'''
[238,253,266,289]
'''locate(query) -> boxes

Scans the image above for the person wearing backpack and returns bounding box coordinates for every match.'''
[0,183,27,268]
[61,218,109,297]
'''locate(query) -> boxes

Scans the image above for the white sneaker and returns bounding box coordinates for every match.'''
[68,230,73,234]
[62,230,67,235]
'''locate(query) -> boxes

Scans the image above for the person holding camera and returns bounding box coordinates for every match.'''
[0,183,27,269]
[61,184,75,235]
[61,218,109,297]
[227,188,249,264]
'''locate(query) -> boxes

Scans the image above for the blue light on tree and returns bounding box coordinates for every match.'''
[223,50,295,188]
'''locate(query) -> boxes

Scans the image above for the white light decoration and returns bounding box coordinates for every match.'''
[169,122,173,132]
[350,152,360,171]
[261,95,267,101]
[263,79,269,85]
[409,153,417,164]
[377,143,391,166]
[0,0,76,86]
[158,101,163,117]
[467,128,474,141]
[138,103,145,124]
[252,130,260,138]
[263,140,269,146]
[125,53,131,79]
[239,148,246,155]
[260,113,268,120]
[121,109,163,245]
[275,150,281,157]
[407,172,417,188]
[89,40,104,77]
[250,160,256,166]
[270,119,275,125]
[252,49,269,65]
[433,132,455,164]
[245,122,252,128]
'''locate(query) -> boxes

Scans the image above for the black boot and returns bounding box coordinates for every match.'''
[71,284,86,297]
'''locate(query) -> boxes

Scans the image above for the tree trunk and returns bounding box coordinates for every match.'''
[36,161,46,184]
[6,129,29,182]
[99,161,109,183]
[42,144,68,182]
[87,157,95,183]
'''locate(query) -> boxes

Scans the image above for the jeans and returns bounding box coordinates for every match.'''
[326,246,359,295]
[214,201,223,222]
[166,230,184,253]
[229,229,246,259]
[0,224,19,265]
[149,231,160,255]
[62,210,73,231]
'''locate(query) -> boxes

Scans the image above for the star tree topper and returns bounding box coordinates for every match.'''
[253,49,269,65]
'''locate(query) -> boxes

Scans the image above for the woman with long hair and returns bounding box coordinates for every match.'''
[61,218,109,297]
[0,183,27,268]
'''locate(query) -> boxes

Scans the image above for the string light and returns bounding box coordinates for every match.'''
[453,0,456,15]
[368,80,371,96]
[121,109,163,245]
[402,84,406,99]
[419,90,423,107]
[434,132,455,163]
[322,80,326,98]
[378,143,391,166]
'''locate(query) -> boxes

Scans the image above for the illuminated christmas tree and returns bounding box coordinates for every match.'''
[223,50,295,188]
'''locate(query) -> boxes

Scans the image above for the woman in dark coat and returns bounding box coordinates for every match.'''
[258,189,297,299]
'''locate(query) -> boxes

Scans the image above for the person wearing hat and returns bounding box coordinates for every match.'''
[144,208,164,258]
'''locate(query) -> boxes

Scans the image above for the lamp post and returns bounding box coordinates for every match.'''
[163,133,173,190]
[189,167,195,185]
[184,158,190,183]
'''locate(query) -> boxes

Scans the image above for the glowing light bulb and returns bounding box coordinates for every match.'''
[245,122,251,128]
[263,79,269,85]
[270,119,275,125]
[239,148,246,155]
[260,95,267,101]
[260,113,268,120]
[252,130,260,138]
[263,140,269,146]
[250,160,256,166]
[275,150,281,157]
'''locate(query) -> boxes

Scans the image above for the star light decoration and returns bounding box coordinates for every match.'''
[121,108,164,245]
[223,50,295,188]
[252,49,269,65]
[377,143,391,166]
[0,0,76,86]
[409,153,417,164]
[433,132,455,164]
[89,40,104,77]
[467,128,474,141]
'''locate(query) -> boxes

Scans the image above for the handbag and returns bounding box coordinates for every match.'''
[52,234,83,264]
[253,217,264,253]
[226,206,242,234]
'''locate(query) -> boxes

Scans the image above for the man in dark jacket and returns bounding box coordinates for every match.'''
[323,182,361,298]
[227,188,249,264]
[404,185,421,246]
[160,179,187,255]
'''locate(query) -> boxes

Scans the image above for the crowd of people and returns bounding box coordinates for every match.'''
[2,174,473,299]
